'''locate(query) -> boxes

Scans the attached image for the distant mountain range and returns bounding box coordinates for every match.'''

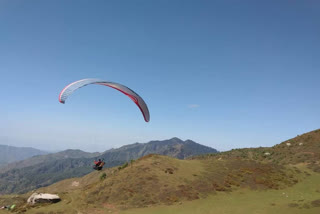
[0,138,218,194]
[0,145,48,166]
[0,149,101,173]
[99,137,218,161]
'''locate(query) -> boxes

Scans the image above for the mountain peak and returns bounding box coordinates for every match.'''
[170,137,183,142]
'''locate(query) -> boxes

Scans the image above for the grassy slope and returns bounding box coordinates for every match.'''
[5,162,319,214]
[123,167,320,214]
[193,129,320,168]
[0,138,217,195]
[1,129,319,214]
[5,154,310,213]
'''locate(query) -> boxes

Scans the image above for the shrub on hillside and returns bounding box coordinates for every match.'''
[100,173,106,181]
[118,162,129,170]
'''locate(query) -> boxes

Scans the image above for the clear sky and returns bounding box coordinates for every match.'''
[1,0,319,152]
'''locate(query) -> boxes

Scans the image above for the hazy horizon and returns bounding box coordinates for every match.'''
[0,129,315,153]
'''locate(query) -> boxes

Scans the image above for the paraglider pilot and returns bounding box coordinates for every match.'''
[94,159,102,167]
[93,159,105,171]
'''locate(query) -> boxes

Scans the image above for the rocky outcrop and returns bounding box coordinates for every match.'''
[27,193,61,204]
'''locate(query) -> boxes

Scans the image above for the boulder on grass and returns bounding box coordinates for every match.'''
[27,193,61,204]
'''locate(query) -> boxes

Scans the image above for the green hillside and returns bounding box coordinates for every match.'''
[3,154,319,214]
[0,138,217,194]
[193,129,320,172]
[0,129,319,214]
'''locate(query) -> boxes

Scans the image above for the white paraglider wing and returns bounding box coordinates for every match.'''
[59,78,150,122]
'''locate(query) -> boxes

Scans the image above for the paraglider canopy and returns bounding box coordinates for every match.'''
[59,78,150,122]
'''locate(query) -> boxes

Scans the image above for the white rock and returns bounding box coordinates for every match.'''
[72,181,80,187]
[299,143,303,146]
[264,152,271,156]
[27,193,61,204]
[286,143,291,146]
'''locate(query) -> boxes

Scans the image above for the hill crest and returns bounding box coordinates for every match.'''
[0,138,217,194]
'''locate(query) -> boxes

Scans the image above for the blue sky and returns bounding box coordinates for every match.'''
[1,0,319,152]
